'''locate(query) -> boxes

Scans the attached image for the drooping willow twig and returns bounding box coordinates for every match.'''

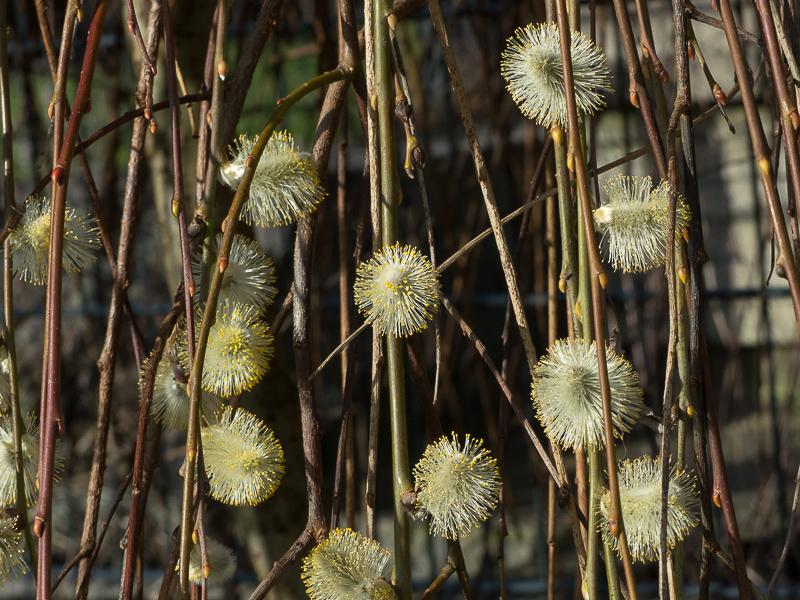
[37,4,109,599]
[427,0,538,378]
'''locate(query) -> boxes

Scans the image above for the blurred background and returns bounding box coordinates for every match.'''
[3,0,800,597]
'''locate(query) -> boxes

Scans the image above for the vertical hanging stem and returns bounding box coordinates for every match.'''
[373,1,413,597]
[427,0,538,376]
[716,0,800,335]
[701,337,751,600]
[73,2,160,596]
[553,129,582,339]
[36,4,109,599]
[197,0,228,224]
[753,0,800,252]
[608,0,668,180]
[364,0,382,542]
[551,0,639,595]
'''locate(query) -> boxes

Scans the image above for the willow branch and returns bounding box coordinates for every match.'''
[76,3,160,597]
[37,4,108,599]
[427,0,538,377]
[553,0,639,595]
[180,65,350,594]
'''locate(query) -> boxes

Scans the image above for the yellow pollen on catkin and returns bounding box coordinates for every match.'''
[354,244,440,338]
[302,529,395,600]
[531,338,644,450]
[219,132,326,227]
[203,407,285,506]
[595,175,691,273]
[9,197,100,284]
[190,301,273,397]
[413,433,500,540]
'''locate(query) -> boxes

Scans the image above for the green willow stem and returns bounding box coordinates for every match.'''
[575,109,599,599]
[675,244,690,472]
[586,449,601,600]
[672,242,690,600]
[552,0,639,596]
[179,66,350,593]
[575,156,593,341]
[386,334,412,599]
[553,130,582,338]
[374,0,412,597]
[0,0,36,575]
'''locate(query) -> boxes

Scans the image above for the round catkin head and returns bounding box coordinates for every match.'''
[220,132,326,226]
[192,234,277,314]
[413,433,501,540]
[599,456,699,562]
[302,528,395,600]
[200,300,274,397]
[353,244,440,337]
[188,537,237,586]
[531,338,643,450]
[0,413,63,507]
[502,22,611,129]
[203,407,284,506]
[0,516,27,585]
[595,175,691,273]
[9,196,100,284]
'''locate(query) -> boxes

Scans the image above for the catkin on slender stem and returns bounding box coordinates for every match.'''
[551,0,639,595]
[182,65,350,598]
[373,0,413,596]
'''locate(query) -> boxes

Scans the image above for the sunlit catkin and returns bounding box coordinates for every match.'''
[531,338,644,450]
[147,346,223,430]
[413,433,501,540]
[353,244,440,337]
[9,197,100,284]
[219,132,326,226]
[202,407,284,506]
[198,300,274,397]
[595,175,691,273]
[192,234,277,314]
[599,456,699,562]
[302,528,396,600]
[502,22,611,129]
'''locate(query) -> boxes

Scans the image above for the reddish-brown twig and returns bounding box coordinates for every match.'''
[37,4,109,599]
[125,0,156,78]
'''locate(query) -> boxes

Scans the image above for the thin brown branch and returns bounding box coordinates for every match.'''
[686,0,765,47]
[38,4,109,599]
[71,472,133,596]
[248,530,315,600]
[440,296,559,484]
[76,4,161,597]
[427,0,539,377]
[125,0,156,77]
[221,0,287,150]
